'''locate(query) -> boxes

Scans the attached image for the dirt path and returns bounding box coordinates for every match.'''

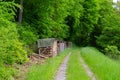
[79,54,96,80]
[54,52,71,80]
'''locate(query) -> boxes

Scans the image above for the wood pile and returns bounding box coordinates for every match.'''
[29,53,47,64]
[39,46,52,54]
[37,38,72,57]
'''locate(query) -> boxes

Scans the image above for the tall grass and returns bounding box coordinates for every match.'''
[80,47,120,80]
[67,48,90,80]
[26,48,70,80]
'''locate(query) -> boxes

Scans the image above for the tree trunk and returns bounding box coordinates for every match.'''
[18,0,23,25]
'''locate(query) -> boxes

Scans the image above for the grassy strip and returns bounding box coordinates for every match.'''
[26,48,70,80]
[67,48,90,80]
[80,47,120,80]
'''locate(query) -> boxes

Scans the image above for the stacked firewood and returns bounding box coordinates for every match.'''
[39,46,53,55]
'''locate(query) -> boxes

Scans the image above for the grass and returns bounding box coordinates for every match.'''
[67,48,90,80]
[80,47,120,80]
[26,48,71,80]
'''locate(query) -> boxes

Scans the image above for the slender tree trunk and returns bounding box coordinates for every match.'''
[18,0,23,25]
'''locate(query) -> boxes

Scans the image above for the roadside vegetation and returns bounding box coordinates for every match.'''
[67,48,90,80]
[26,49,70,80]
[80,47,120,80]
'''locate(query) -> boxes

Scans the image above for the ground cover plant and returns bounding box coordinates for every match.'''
[80,47,120,80]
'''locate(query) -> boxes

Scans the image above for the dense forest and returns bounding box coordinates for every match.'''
[1,0,120,79]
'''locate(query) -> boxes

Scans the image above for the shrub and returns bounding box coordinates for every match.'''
[96,27,120,49]
[18,24,38,45]
[0,21,28,64]
[104,45,120,59]
[0,1,28,65]
[17,24,38,54]
[0,67,11,80]
[0,66,17,80]
[0,1,28,80]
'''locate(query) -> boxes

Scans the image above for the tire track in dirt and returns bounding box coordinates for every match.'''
[79,54,96,80]
[55,52,71,80]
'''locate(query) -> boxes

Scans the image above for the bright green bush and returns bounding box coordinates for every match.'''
[0,1,28,64]
[0,65,17,80]
[0,1,28,80]
[0,21,28,64]
[104,45,120,59]
[0,67,11,80]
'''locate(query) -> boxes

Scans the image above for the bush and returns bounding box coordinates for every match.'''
[96,27,120,49]
[0,66,17,80]
[0,67,11,80]
[17,24,38,54]
[18,24,38,45]
[0,21,28,64]
[104,45,120,59]
[0,1,28,80]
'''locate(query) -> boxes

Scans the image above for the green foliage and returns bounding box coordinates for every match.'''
[16,0,120,50]
[23,0,77,39]
[18,24,38,45]
[98,27,120,47]
[0,67,12,80]
[17,24,38,55]
[104,46,120,59]
[66,0,100,46]
[2,0,120,79]
[0,1,28,79]
[66,0,84,42]
[95,0,120,48]
[0,1,19,20]
[0,21,28,64]
[22,0,118,48]
[0,1,28,64]
[0,66,17,80]
[97,26,120,49]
